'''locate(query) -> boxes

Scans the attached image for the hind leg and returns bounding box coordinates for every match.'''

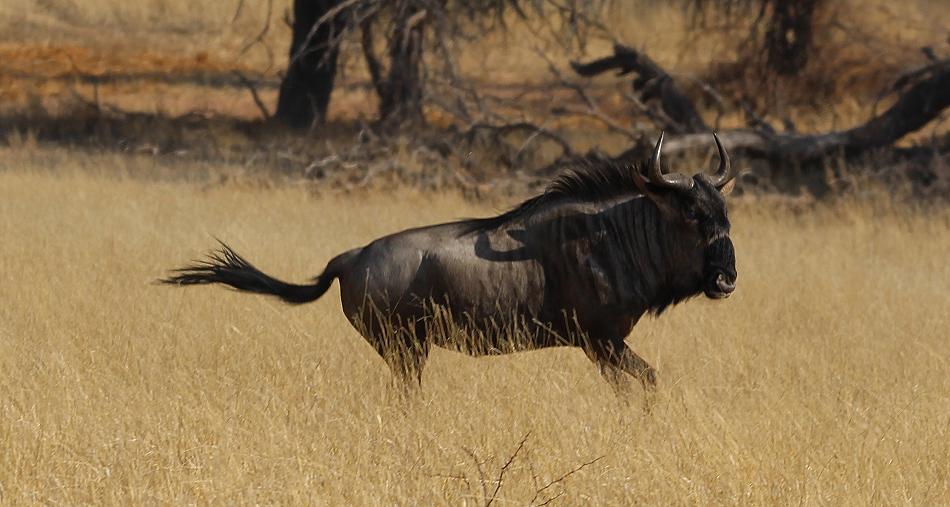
[342,292,430,391]
[383,336,429,390]
[359,316,430,392]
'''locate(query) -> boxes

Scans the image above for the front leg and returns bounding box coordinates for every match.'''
[584,337,657,392]
[618,345,657,389]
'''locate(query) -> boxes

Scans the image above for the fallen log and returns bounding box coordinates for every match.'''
[578,45,950,164]
[571,43,708,135]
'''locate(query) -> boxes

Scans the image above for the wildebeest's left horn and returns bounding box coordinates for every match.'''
[708,133,738,189]
[648,131,694,191]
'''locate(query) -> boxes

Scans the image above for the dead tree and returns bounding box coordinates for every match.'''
[273,0,611,129]
[666,59,950,162]
[763,0,819,75]
[571,43,708,135]
[275,0,347,129]
[575,44,950,164]
[361,6,428,125]
[687,0,823,76]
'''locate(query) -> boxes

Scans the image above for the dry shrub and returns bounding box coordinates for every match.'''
[697,0,949,118]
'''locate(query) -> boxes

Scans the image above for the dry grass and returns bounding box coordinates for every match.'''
[0,147,947,505]
[2,2,947,504]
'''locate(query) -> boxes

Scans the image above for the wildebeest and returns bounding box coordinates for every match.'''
[163,133,738,392]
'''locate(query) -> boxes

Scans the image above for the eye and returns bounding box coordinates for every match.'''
[684,207,699,221]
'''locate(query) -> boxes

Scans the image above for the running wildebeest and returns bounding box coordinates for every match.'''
[163,133,738,392]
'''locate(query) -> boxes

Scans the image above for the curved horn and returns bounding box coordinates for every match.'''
[708,132,738,189]
[647,131,694,191]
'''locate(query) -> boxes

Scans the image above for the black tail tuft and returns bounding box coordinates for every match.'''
[161,241,332,304]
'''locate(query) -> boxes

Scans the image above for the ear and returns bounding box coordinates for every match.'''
[632,167,678,216]
[718,178,736,196]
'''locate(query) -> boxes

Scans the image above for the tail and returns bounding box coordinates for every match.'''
[161,241,359,305]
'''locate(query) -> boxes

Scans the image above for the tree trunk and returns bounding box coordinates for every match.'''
[379,7,426,125]
[764,0,818,75]
[275,0,345,129]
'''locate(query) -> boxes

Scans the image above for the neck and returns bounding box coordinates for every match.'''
[596,197,698,314]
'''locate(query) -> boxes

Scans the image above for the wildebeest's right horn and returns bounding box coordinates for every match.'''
[648,131,694,191]
[708,133,738,189]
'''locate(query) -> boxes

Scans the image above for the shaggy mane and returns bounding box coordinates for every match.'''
[462,158,645,233]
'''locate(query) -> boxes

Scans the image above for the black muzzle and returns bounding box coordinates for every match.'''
[704,236,737,299]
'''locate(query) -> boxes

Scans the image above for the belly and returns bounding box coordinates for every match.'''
[425,309,565,356]
[421,255,567,354]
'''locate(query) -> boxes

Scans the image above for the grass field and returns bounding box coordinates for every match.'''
[0,148,947,504]
[2,0,949,504]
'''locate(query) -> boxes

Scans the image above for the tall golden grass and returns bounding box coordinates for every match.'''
[0,147,947,504]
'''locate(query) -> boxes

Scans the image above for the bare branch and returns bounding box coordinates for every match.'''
[289,0,365,69]
[462,122,575,160]
[536,492,565,506]
[536,48,639,140]
[486,432,530,507]
[462,446,492,502]
[531,455,605,505]
[232,70,271,120]
[238,0,273,57]
[231,0,245,24]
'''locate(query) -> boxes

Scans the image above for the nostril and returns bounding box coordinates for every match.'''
[716,273,736,292]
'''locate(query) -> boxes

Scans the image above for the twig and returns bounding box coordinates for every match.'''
[737,96,776,133]
[621,90,676,132]
[535,48,639,140]
[238,0,273,57]
[486,432,530,507]
[289,0,364,69]
[67,87,101,114]
[536,492,565,506]
[530,455,605,506]
[232,71,271,120]
[427,7,479,122]
[231,0,245,24]
[462,447,492,502]
[463,122,574,159]
[680,74,729,129]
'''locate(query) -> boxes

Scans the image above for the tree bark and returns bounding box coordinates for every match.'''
[764,0,818,75]
[275,0,346,129]
[378,7,427,125]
